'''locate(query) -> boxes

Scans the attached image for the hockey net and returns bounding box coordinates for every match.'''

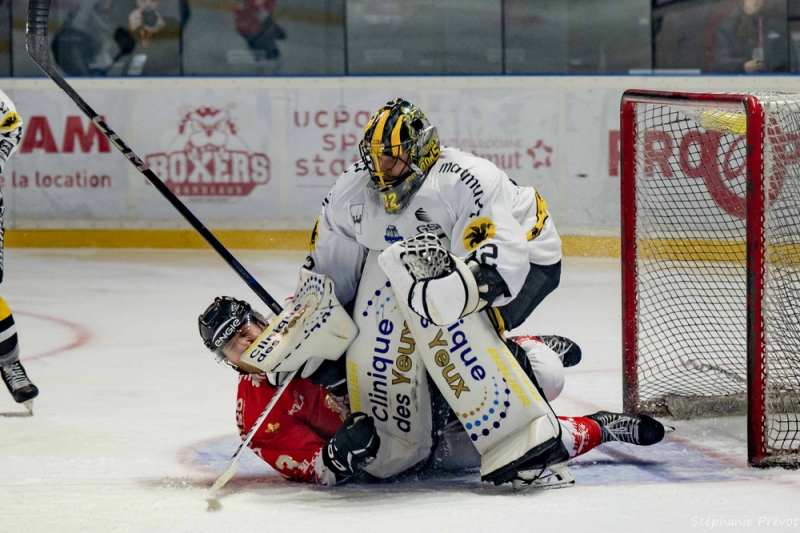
[621,90,800,468]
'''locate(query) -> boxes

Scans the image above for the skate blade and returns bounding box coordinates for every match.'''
[22,400,34,415]
[512,462,574,491]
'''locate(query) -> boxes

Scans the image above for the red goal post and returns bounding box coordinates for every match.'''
[620,89,800,468]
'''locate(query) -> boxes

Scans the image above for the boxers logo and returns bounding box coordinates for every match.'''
[145,105,270,197]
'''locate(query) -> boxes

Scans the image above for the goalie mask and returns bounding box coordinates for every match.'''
[359,98,440,214]
[198,296,268,372]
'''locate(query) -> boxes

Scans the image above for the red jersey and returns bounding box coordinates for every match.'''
[236,373,349,485]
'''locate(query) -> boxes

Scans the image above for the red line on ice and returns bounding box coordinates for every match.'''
[16,311,92,361]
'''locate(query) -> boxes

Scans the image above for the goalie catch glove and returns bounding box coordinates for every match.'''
[380,233,499,326]
[322,412,380,482]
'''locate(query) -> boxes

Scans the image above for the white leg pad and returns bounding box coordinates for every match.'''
[347,253,433,478]
[378,252,562,478]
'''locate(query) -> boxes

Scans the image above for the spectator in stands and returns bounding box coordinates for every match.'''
[50,0,118,76]
[713,0,789,73]
[121,0,181,75]
[235,0,286,61]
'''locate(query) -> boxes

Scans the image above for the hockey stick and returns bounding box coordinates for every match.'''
[25,0,282,317]
[207,368,297,509]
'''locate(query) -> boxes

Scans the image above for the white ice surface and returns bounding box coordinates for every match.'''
[1,250,798,533]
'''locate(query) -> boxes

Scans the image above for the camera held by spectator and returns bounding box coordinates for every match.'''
[129,0,167,45]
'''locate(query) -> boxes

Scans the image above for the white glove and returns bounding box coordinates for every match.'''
[379,234,481,326]
[408,255,480,325]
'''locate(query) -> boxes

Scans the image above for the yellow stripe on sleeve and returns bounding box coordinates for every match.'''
[526,189,550,241]
[0,297,11,321]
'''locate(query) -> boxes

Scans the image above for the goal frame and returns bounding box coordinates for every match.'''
[620,89,770,467]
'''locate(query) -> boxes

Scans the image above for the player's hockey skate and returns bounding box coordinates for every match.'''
[587,411,666,446]
[511,461,574,491]
[1,361,39,414]
[537,335,582,368]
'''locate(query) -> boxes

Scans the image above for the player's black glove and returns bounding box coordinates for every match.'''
[309,358,347,397]
[322,412,380,482]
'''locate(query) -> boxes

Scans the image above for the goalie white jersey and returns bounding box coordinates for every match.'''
[0,89,23,174]
[308,146,561,307]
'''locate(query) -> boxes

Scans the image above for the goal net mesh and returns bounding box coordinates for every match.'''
[631,93,800,463]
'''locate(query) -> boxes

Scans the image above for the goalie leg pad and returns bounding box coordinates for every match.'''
[347,252,434,479]
[389,283,563,482]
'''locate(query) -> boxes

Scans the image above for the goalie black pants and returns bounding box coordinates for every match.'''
[487,261,561,333]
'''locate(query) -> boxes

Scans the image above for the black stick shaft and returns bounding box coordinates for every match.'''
[25,0,283,316]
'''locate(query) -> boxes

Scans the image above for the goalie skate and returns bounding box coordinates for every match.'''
[511,462,574,491]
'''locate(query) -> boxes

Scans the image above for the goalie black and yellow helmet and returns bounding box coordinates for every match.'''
[359,98,440,214]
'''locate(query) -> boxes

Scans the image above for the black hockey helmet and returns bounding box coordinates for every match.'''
[198,296,268,370]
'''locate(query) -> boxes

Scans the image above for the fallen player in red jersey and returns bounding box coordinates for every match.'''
[199,296,666,486]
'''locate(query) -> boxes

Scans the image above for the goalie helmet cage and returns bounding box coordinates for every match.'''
[620,89,800,468]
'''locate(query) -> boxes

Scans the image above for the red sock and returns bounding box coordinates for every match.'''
[558,416,603,458]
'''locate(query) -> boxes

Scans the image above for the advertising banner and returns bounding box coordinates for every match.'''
[428,88,560,211]
[134,88,277,222]
[2,76,785,235]
[1,88,131,221]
